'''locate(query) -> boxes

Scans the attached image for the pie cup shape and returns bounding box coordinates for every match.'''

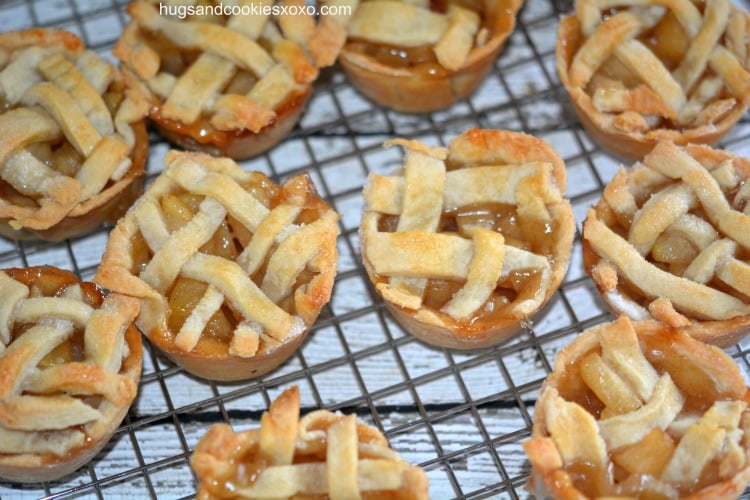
[0,266,142,483]
[359,128,575,349]
[583,141,750,347]
[191,386,429,498]
[0,28,148,241]
[524,315,750,499]
[556,0,750,161]
[335,0,524,113]
[95,150,339,382]
[114,0,346,159]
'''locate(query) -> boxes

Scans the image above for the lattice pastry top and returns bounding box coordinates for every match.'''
[0,29,148,241]
[583,141,750,347]
[556,0,750,160]
[524,315,750,499]
[360,129,575,349]
[95,150,339,382]
[0,267,141,483]
[115,0,346,159]
[335,0,523,112]
[191,386,429,499]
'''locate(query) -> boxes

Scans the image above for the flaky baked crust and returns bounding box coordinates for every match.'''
[150,90,311,161]
[95,150,339,382]
[360,128,575,349]
[0,267,141,483]
[115,0,345,159]
[338,0,524,113]
[524,316,750,499]
[191,386,429,499]
[583,141,750,347]
[556,1,750,161]
[0,29,148,241]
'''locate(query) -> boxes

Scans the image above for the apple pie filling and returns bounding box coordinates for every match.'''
[360,129,574,348]
[525,316,750,499]
[374,201,560,325]
[583,141,750,344]
[556,0,750,159]
[0,28,148,240]
[191,386,429,499]
[343,0,496,74]
[125,169,335,357]
[115,0,345,158]
[95,151,339,380]
[0,266,141,482]
[581,5,745,132]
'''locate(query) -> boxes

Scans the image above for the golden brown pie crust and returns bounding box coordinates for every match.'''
[338,0,524,113]
[0,29,148,241]
[95,150,339,382]
[0,266,141,483]
[524,316,750,499]
[360,128,575,349]
[115,0,345,159]
[191,386,429,498]
[583,141,750,347]
[556,2,750,161]
[150,90,311,161]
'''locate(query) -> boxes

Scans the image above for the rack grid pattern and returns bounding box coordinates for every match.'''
[2,0,750,498]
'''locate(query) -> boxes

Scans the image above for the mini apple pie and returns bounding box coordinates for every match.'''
[583,141,750,347]
[524,315,750,499]
[335,0,524,113]
[360,129,575,349]
[556,0,750,161]
[0,28,149,241]
[191,386,429,499]
[0,266,141,483]
[95,150,339,382]
[114,0,346,159]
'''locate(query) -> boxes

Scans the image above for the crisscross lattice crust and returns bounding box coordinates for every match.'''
[524,316,750,499]
[359,129,574,349]
[556,0,750,160]
[0,29,148,241]
[583,141,750,346]
[115,0,345,158]
[191,386,429,499]
[0,267,141,483]
[335,0,523,112]
[95,150,339,381]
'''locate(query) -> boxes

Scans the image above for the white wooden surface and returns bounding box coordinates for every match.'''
[1,0,750,499]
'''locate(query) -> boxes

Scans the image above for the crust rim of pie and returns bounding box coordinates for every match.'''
[0,28,149,241]
[95,150,340,382]
[0,266,142,484]
[524,315,750,499]
[359,128,575,349]
[555,3,750,161]
[337,0,525,112]
[582,140,750,347]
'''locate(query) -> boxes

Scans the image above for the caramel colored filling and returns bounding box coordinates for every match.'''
[378,202,557,324]
[142,28,306,144]
[602,180,750,311]
[200,454,267,499]
[0,82,127,208]
[345,0,487,75]
[131,176,329,354]
[345,40,449,77]
[555,338,746,497]
[6,269,103,382]
[585,8,737,130]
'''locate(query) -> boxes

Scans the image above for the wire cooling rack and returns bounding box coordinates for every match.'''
[2,0,750,498]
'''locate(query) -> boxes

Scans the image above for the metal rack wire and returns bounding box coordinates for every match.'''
[2,0,750,498]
